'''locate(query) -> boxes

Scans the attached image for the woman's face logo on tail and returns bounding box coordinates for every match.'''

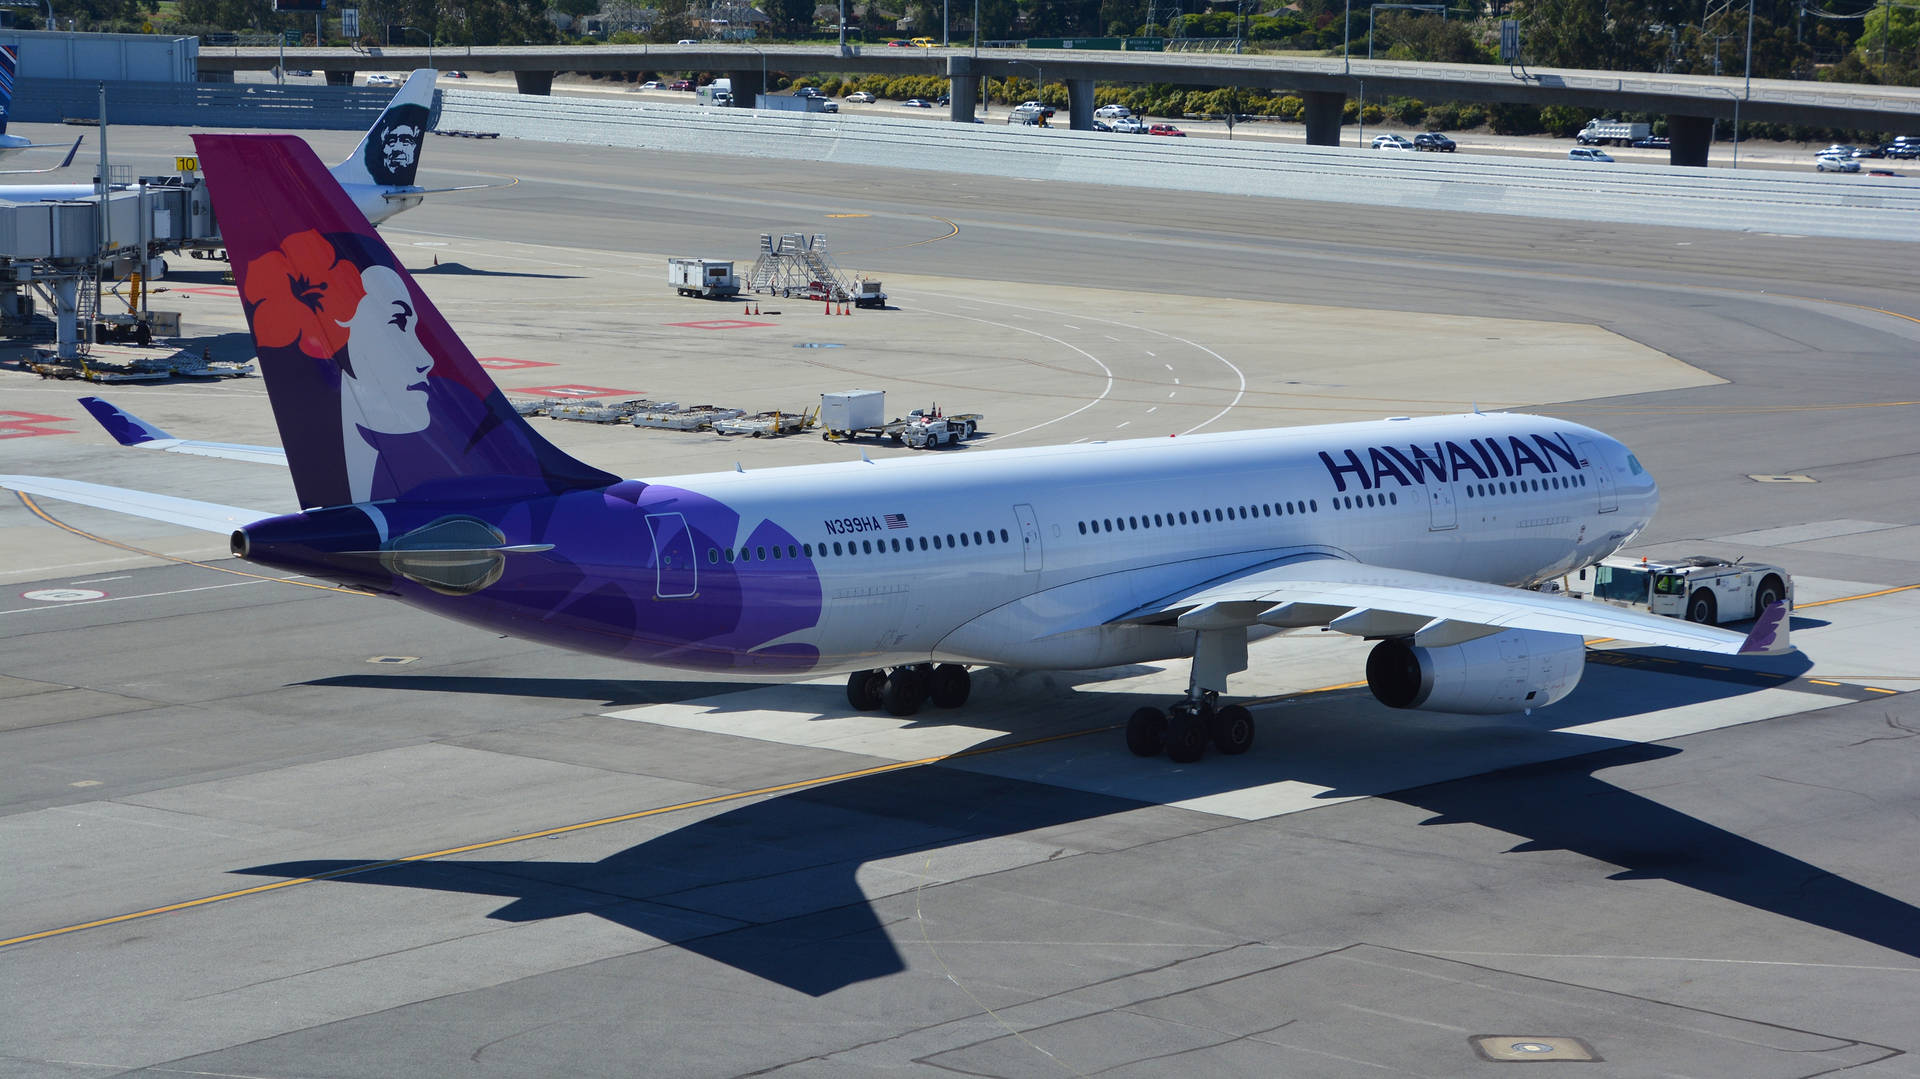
[340,265,434,435]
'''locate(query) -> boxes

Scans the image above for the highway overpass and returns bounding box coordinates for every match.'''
[199,44,1920,166]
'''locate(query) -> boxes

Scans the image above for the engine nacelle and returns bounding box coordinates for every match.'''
[1365,629,1585,715]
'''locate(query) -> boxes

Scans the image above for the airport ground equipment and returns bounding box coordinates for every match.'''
[1577,119,1653,145]
[820,390,979,448]
[668,257,740,298]
[746,232,852,303]
[851,278,887,308]
[1575,554,1792,625]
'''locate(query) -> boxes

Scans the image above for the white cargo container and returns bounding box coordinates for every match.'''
[820,390,886,437]
[668,257,740,298]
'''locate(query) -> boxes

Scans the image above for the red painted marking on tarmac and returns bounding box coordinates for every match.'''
[664,320,777,330]
[477,357,559,370]
[509,384,637,399]
[170,286,240,297]
[0,411,77,439]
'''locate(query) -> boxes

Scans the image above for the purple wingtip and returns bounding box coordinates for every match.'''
[78,396,166,446]
[1739,601,1791,654]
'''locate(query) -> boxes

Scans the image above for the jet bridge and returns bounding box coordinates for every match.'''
[0,174,219,361]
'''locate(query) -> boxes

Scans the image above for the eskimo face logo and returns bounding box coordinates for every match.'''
[364,104,429,186]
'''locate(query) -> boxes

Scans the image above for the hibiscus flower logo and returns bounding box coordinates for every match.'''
[241,230,367,362]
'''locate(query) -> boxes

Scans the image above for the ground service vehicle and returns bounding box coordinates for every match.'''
[1577,119,1652,145]
[1581,555,1791,625]
[668,258,740,298]
[852,279,887,308]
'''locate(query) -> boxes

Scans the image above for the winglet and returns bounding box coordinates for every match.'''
[1738,601,1792,655]
[79,396,170,446]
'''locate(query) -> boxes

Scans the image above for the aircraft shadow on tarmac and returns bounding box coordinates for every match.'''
[411,261,582,280]
[239,654,1915,998]
[306,673,769,709]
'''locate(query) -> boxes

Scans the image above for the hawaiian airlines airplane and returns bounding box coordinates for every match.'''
[0,134,1790,764]
[0,44,83,172]
[0,69,455,224]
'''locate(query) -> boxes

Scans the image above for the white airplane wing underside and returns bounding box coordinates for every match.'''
[1115,554,1789,656]
[1,475,275,534]
[78,397,288,466]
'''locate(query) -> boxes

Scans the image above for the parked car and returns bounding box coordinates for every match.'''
[1095,104,1132,119]
[1567,147,1614,162]
[1109,117,1147,134]
[1413,132,1455,151]
[903,98,932,108]
[1815,153,1861,173]
[1148,123,1186,137]
[638,80,663,90]
[845,91,875,103]
[670,79,694,91]
[365,73,396,86]
[1631,135,1670,149]
[1371,134,1414,150]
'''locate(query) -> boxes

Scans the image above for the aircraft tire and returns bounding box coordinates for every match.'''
[1210,705,1255,755]
[1164,712,1208,763]
[929,664,970,708]
[1125,707,1166,757]
[846,668,886,711]
[882,667,927,716]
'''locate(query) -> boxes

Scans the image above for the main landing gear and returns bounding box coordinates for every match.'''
[846,663,971,717]
[1126,692,1255,763]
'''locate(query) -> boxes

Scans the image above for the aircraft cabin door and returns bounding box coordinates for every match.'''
[1575,438,1619,513]
[1013,503,1043,573]
[645,512,698,598]
[1427,480,1457,531]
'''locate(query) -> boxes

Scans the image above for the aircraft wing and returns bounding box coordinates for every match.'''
[1,475,274,534]
[0,136,83,175]
[79,397,288,467]
[1115,554,1790,656]
[382,179,516,199]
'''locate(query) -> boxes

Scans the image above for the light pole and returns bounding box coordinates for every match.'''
[400,24,435,68]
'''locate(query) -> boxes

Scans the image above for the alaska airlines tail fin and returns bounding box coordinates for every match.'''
[330,68,435,190]
[0,44,18,136]
[192,134,616,510]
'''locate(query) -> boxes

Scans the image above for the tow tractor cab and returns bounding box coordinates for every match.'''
[1583,555,1792,625]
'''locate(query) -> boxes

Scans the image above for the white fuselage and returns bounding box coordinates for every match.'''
[636,412,1657,673]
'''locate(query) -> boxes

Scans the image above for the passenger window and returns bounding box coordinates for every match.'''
[862,540,873,553]
[948,533,957,546]
[974,531,984,545]
[1078,522,1086,534]
[1000,528,1009,542]
[933,535,943,549]
[960,533,969,546]
[1309,499,1318,511]
[708,548,719,564]
[890,538,899,552]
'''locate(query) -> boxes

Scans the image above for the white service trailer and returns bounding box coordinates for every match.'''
[668,257,740,298]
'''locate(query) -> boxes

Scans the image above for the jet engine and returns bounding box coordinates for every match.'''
[1365,629,1585,715]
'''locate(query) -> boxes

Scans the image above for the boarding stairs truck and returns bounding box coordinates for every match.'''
[668,257,740,298]
[1576,119,1652,145]
[1575,555,1792,625]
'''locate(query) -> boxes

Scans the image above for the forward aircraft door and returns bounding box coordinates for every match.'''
[1575,438,1618,513]
[1014,503,1043,572]
[1427,480,1457,530]
[645,513,698,598]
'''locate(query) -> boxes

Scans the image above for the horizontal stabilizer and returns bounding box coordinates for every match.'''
[0,475,275,534]
[79,397,289,467]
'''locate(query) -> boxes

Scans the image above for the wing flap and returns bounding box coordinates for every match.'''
[1,476,274,534]
[1122,555,1790,656]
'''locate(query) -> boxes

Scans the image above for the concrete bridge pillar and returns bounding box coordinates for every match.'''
[948,73,980,122]
[1666,114,1714,166]
[514,70,555,95]
[1301,90,1346,147]
[324,70,352,86]
[726,69,762,106]
[1066,77,1095,131]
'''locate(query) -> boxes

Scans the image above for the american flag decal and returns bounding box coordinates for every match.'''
[884,513,909,529]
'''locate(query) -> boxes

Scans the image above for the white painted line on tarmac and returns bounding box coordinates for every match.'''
[0,579,262,616]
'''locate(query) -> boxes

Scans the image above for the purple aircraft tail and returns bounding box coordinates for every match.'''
[192,134,615,509]
[0,45,16,135]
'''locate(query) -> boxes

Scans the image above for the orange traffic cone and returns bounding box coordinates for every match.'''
[824,300,832,315]
[841,303,850,315]
[752,303,760,315]
[744,303,751,315]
